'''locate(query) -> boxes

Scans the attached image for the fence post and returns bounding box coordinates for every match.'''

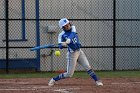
[113,0,116,71]
[36,0,40,71]
[22,0,26,40]
[5,0,9,74]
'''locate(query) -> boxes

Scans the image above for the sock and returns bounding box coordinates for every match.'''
[53,73,65,81]
[87,69,98,81]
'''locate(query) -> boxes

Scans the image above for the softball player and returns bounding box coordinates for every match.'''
[48,18,103,86]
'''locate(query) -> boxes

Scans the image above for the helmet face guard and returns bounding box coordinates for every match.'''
[59,18,70,28]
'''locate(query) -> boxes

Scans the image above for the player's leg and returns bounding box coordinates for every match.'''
[53,52,78,80]
[77,50,103,86]
[48,51,79,86]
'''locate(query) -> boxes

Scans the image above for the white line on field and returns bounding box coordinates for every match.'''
[111,82,140,85]
[0,89,37,91]
[0,82,29,84]
[54,88,80,93]
[0,86,50,91]
[0,86,80,93]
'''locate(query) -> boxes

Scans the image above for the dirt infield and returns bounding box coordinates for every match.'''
[0,77,140,93]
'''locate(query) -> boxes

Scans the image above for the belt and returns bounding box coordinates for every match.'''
[69,48,80,53]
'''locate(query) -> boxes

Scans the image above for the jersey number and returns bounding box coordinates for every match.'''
[72,37,77,43]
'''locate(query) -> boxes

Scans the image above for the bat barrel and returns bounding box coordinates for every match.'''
[30,44,55,51]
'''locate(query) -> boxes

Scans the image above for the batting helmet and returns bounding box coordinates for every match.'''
[59,18,70,28]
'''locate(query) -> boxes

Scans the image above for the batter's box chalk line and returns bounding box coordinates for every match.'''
[111,82,140,85]
[0,86,50,91]
[0,81,29,84]
[54,87,80,93]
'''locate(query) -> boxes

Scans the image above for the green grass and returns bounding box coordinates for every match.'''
[0,72,59,79]
[74,71,140,78]
[0,71,140,79]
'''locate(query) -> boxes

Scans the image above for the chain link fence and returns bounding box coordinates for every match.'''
[0,0,140,73]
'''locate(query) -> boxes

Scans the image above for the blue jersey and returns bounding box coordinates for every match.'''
[58,26,81,52]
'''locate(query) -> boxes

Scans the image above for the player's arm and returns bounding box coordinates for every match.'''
[58,26,77,48]
[65,26,77,44]
[58,32,67,49]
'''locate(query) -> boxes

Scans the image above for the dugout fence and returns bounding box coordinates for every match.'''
[0,0,140,73]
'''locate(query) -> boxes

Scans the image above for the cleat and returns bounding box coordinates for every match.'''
[48,78,55,86]
[96,81,103,86]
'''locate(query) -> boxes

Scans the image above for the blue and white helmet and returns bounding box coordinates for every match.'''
[59,18,70,28]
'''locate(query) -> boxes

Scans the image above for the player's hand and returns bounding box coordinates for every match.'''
[61,42,67,46]
[66,38,71,44]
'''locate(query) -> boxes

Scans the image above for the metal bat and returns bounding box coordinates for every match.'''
[30,44,56,51]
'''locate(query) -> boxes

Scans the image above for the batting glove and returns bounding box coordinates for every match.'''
[61,42,67,46]
[66,38,71,44]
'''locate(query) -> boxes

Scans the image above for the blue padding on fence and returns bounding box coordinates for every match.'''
[0,58,38,69]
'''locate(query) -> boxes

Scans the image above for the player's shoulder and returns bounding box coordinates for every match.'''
[71,26,76,32]
[58,31,65,36]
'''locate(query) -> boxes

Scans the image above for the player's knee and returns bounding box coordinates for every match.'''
[65,73,73,78]
[67,73,74,77]
[69,74,73,77]
[85,66,91,71]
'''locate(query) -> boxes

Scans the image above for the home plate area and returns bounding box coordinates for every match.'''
[0,78,140,93]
